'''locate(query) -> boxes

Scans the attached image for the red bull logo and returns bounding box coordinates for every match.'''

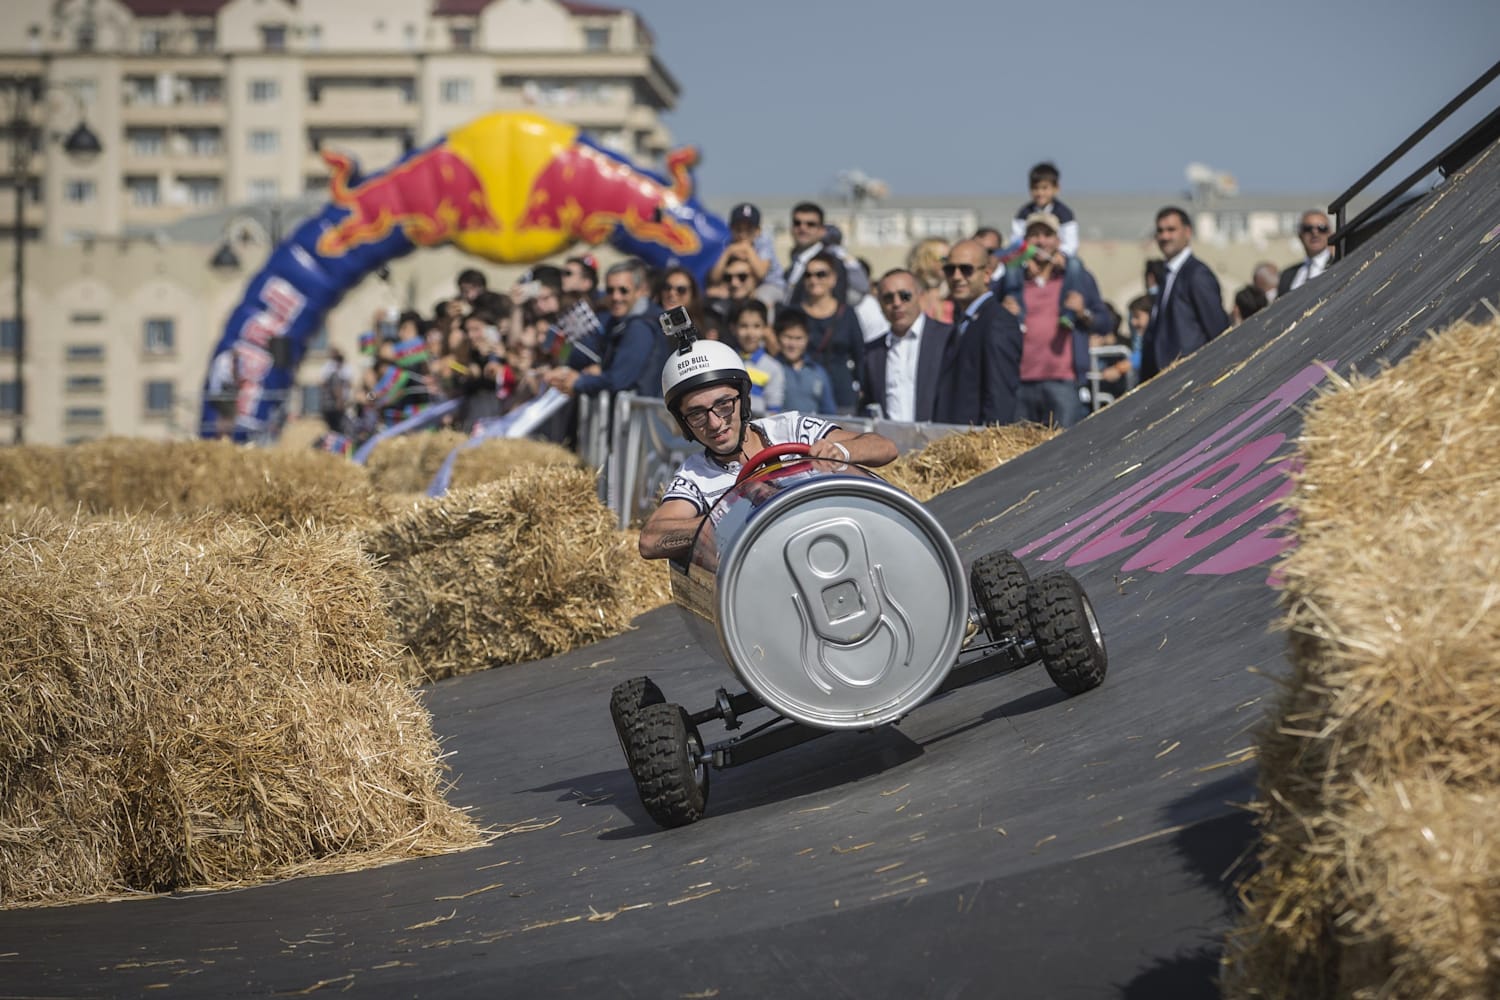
[519,145,702,255]
[317,146,501,257]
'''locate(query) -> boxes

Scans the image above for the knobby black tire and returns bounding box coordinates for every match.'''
[971,549,1034,644]
[610,675,665,766]
[1027,571,1107,696]
[628,703,709,828]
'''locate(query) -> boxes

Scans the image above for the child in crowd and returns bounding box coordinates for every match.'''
[773,309,836,415]
[1011,161,1079,258]
[730,300,784,415]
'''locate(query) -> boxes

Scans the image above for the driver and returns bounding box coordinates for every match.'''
[639,335,897,560]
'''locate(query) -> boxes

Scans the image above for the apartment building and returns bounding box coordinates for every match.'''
[0,0,680,443]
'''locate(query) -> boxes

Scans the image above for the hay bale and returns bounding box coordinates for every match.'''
[0,508,479,907]
[365,430,469,495]
[881,424,1056,502]
[449,437,582,490]
[367,467,661,682]
[1224,315,1500,998]
[0,444,69,511]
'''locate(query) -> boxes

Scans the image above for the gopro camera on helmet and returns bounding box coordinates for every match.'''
[659,305,698,352]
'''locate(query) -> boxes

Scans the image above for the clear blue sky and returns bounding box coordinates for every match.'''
[625,0,1500,198]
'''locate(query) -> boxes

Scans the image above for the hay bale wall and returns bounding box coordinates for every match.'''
[882,424,1056,501]
[1223,315,1500,998]
[0,510,480,907]
[367,466,667,682]
[364,430,469,495]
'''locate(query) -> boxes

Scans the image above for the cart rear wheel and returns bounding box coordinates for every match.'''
[1027,571,1107,695]
[971,549,1033,644]
[627,703,709,828]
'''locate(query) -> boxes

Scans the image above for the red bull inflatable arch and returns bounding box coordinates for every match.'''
[201,111,730,440]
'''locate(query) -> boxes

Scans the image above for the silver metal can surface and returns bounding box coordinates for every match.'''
[670,460,968,729]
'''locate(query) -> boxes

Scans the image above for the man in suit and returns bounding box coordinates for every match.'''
[1139,207,1229,382]
[861,269,954,422]
[935,239,1022,425]
[1278,209,1334,297]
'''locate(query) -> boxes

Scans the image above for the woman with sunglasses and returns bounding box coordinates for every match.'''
[794,251,866,414]
[655,266,732,351]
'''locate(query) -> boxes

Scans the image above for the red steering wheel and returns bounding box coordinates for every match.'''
[735,442,813,486]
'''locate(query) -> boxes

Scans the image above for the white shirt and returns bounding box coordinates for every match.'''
[661,411,839,515]
[882,312,926,422]
[1157,246,1194,311]
[1291,248,1331,291]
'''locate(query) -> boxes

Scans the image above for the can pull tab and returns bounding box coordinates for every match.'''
[784,518,915,693]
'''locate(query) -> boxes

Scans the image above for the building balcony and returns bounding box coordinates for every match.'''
[303,89,420,128]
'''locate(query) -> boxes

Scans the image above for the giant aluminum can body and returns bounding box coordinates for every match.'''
[669,458,968,729]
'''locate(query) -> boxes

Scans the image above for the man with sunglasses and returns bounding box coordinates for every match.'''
[861,269,954,422]
[1277,210,1335,297]
[639,337,896,560]
[543,258,657,399]
[934,240,1023,426]
[783,201,869,308]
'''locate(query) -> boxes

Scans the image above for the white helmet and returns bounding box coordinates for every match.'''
[662,338,751,440]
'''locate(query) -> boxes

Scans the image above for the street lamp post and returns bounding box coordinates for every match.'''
[4,75,102,445]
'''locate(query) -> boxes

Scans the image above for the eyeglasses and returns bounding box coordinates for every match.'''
[663,282,693,296]
[680,396,739,430]
[606,285,634,297]
[941,262,978,278]
[791,217,821,229]
[805,268,834,280]
[1300,223,1331,235]
[725,271,754,283]
[879,289,915,305]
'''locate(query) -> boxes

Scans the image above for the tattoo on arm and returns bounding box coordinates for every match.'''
[659,531,696,552]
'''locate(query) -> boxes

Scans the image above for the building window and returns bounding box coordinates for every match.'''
[65,179,96,204]
[450,26,474,51]
[144,318,175,354]
[440,78,472,104]
[193,27,217,53]
[127,76,159,106]
[66,375,104,393]
[183,128,221,156]
[65,406,104,425]
[139,28,166,54]
[403,23,418,48]
[66,344,105,362]
[248,179,279,202]
[129,128,165,156]
[250,79,279,103]
[182,176,221,206]
[77,24,95,51]
[127,176,161,207]
[260,25,287,52]
[187,78,222,104]
[0,318,17,352]
[299,383,320,416]
[583,27,610,51]
[308,325,329,352]
[249,129,280,154]
[144,380,175,415]
[0,381,16,414]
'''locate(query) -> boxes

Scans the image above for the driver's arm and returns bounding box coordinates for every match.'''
[808,428,898,468]
[639,497,707,560]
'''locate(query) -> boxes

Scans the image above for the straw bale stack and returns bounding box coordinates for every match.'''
[0,443,69,510]
[449,437,582,489]
[364,429,468,495]
[881,423,1056,501]
[0,509,479,907]
[367,466,664,682]
[1223,314,1500,999]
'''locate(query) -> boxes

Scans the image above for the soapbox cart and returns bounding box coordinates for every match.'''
[612,443,1106,828]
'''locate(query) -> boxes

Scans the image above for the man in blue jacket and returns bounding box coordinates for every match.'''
[544,258,657,399]
[994,211,1108,428]
[1139,207,1229,381]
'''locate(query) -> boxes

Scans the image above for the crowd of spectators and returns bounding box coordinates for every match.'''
[317,161,1336,446]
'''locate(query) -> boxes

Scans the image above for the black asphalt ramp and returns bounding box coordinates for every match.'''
[3,140,1497,999]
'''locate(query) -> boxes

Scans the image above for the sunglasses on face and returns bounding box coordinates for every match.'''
[1300,223,1331,234]
[805,268,834,280]
[680,396,739,430]
[606,285,634,297]
[879,289,915,305]
[791,218,820,229]
[726,271,753,282]
[941,262,978,278]
[663,283,692,295]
